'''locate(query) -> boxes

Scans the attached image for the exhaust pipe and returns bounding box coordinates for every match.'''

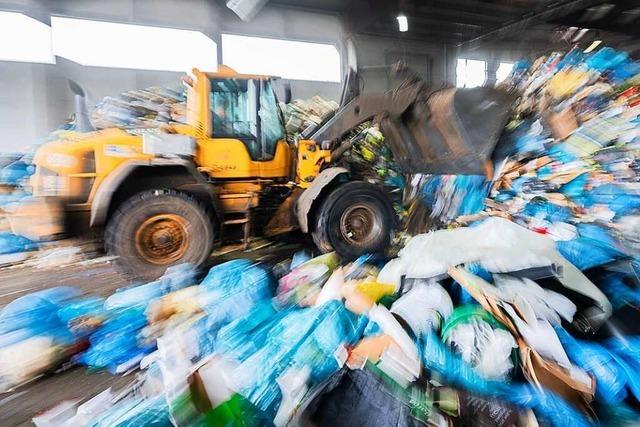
[68,80,96,133]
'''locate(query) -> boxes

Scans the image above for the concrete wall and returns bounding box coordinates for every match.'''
[350,35,448,93]
[0,0,345,152]
[349,34,547,93]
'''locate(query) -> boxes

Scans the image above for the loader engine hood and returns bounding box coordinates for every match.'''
[31,128,148,198]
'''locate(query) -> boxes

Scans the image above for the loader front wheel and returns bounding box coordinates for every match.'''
[312,181,395,259]
[106,190,214,280]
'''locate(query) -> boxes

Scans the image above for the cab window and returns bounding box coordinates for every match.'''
[210,78,257,139]
[259,80,285,160]
[210,78,284,161]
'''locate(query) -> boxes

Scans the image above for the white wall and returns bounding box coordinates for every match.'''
[352,34,551,92]
[351,35,448,93]
[0,0,345,152]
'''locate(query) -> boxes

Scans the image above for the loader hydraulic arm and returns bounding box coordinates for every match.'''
[305,67,514,176]
[306,79,424,151]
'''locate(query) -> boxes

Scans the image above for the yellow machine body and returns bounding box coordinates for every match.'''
[28,67,327,221]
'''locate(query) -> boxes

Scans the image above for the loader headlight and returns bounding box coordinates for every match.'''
[45,153,76,168]
[33,167,67,197]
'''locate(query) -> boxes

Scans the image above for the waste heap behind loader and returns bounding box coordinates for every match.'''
[12,65,513,279]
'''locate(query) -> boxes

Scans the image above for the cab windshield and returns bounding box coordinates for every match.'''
[210,78,284,161]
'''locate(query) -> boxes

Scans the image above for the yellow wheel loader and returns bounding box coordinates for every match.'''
[14,65,513,279]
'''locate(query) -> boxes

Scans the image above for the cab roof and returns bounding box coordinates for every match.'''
[195,65,279,81]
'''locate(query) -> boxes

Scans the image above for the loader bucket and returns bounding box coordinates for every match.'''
[381,87,515,175]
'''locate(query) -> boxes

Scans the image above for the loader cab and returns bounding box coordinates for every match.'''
[185,67,291,179]
[210,77,283,161]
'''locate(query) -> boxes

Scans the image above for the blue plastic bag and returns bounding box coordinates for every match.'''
[81,307,150,369]
[555,327,627,404]
[556,238,620,270]
[421,333,593,427]
[0,232,37,254]
[198,260,273,327]
[0,286,79,334]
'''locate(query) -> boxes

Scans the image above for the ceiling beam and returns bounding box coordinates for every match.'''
[430,0,529,17]
[414,6,514,25]
[459,0,608,50]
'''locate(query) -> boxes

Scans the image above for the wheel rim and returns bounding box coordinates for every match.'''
[135,214,189,265]
[339,202,383,247]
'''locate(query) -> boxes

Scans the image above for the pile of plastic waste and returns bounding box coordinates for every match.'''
[90,86,187,130]
[280,96,339,143]
[401,46,640,270]
[10,212,638,426]
[4,45,640,426]
[482,47,640,273]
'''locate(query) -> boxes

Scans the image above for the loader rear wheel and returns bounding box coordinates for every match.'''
[312,181,395,259]
[106,189,214,281]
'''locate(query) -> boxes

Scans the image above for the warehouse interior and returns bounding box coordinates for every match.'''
[2,0,638,152]
[1,0,640,425]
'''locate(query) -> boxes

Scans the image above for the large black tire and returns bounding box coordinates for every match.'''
[105,189,214,281]
[312,181,395,259]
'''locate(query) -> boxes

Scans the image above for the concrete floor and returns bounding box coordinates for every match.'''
[0,238,305,426]
[0,261,132,426]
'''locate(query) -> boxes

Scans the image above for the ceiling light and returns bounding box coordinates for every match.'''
[584,40,602,53]
[397,14,408,32]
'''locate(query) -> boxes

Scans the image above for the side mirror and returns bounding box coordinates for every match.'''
[283,82,292,104]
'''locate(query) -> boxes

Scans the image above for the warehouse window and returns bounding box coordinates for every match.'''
[51,17,217,72]
[496,62,515,84]
[0,12,54,63]
[456,58,486,88]
[221,34,341,82]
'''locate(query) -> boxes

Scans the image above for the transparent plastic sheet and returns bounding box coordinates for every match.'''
[389,283,453,337]
[109,394,171,427]
[554,327,627,404]
[231,301,366,416]
[105,264,198,310]
[198,260,273,327]
[441,307,517,381]
[88,392,171,427]
[215,301,287,361]
[420,333,593,427]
